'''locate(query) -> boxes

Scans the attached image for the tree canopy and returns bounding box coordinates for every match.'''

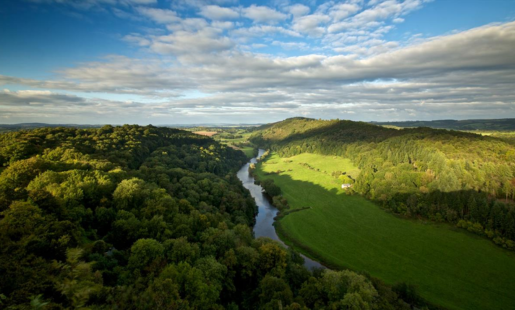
[0,125,416,309]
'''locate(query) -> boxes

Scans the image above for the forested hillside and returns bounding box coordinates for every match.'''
[250,118,515,249]
[372,119,515,131]
[0,125,414,309]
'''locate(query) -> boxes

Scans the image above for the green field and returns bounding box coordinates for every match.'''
[238,146,255,158]
[255,152,515,310]
[216,132,255,158]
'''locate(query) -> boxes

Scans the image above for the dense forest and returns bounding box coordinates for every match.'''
[250,118,515,249]
[0,125,416,309]
[372,118,515,131]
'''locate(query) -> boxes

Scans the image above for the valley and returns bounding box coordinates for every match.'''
[254,152,515,310]
[2,119,515,309]
[3,1,515,308]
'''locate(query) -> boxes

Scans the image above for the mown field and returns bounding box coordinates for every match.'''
[255,152,515,310]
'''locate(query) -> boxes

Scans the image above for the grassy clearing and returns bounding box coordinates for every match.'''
[218,136,248,144]
[239,146,255,158]
[217,132,256,158]
[255,152,515,310]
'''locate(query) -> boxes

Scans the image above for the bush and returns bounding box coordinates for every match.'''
[261,179,281,197]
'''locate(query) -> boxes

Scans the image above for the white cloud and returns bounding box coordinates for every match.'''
[287,4,311,17]
[328,0,428,33]
[166,18,209,31]
[333,40,398,55]
[292,14,331,36]
[6,22,515,95]
[231,25,301,40]
[0,56,192,96]
[0,89,89,106]
[199,5,239,20]
[211,21,235,29]
[251,43,267,48]
[112,8,144,20]
[243,5,288,24]
[329,3,361,21]
[150,28,234,55]
[272,41,310,50]
[5,3,515,123]
[171,0,238,10]
[136,7,180,24]
[5,21,515,93]
[123,34,151,46]
[324,25,395,52]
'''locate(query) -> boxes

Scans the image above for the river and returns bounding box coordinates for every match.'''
[236,149,324,270]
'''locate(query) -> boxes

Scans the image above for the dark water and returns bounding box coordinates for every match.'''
[236,149,324,270]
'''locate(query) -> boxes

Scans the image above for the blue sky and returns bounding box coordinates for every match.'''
[1,0,515,124]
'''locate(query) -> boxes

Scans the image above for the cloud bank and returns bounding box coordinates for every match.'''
[2,0,515,123]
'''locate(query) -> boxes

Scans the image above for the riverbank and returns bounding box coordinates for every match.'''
[236,149,324,270]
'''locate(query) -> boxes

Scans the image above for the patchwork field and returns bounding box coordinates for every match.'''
[193,131,218,137]
[255,152,515,310]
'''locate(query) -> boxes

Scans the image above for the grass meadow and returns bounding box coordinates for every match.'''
[216,132,255,158]
[239,146,255,158]
[255,152,515,310]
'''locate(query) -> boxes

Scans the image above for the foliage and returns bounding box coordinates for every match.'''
[0,125,410,309]
[261,179,282,197]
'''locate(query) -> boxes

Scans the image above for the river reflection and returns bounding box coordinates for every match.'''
[236,149,324,270]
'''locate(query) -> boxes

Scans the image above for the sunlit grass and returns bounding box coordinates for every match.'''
[240,146,255,158]
[216,132,255,158]
[256,152,515,310]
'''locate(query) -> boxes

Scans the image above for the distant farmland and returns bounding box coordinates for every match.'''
[193,131,218,137]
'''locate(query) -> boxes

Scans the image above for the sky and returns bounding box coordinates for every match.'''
[1,0,515,125]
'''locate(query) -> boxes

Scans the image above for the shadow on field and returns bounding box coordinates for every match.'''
[258,170,515,310]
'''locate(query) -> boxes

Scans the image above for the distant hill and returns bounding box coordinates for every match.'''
[0,123,102,132]
[0,123,263,133]
[372,118,515,131]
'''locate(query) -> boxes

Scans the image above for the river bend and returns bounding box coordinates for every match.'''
[236,149,323,270]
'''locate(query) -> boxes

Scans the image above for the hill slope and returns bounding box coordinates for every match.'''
[250,118,515,247]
